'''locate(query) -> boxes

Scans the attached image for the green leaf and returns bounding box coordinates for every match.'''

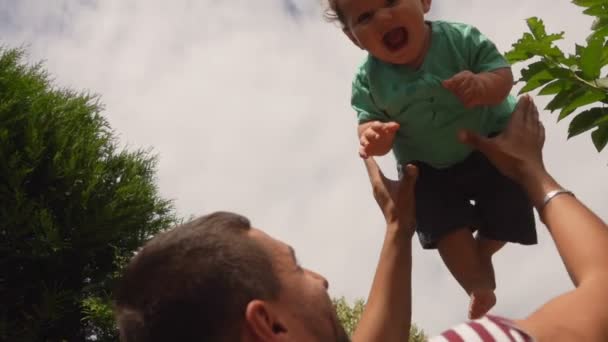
[559,89,607,120]
[547,88,583,113]
[601,43,608,67]
[538,79,573,95]
[505,18,565,64]
[505,33,538,63]
[518,61,555,93]
[548,67,574,79]
[580,38,603,79]
[591,124,608,151]
[568,107,608,137]
[573,0,608,10]
[583,4,608,17]
[528,17,548,40]
[588,24,608,41]
[592,16,608,31]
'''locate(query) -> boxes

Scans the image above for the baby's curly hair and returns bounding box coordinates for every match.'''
[324,0,345,26]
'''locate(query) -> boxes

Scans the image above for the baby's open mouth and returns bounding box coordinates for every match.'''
[382,27,408,52]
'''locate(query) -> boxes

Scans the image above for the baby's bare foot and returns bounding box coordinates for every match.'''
[468,288,496,320]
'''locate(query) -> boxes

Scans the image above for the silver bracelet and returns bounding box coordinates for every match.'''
[541,189,575,210]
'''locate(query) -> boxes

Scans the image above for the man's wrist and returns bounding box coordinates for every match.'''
[520,168,561,209]
[386,220,416,240]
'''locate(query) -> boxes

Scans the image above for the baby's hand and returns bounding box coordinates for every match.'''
[359,121,400,159]
[442,71,487,108]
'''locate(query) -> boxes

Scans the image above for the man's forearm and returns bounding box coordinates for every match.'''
[352,224,413,342]
[476,68,513,106]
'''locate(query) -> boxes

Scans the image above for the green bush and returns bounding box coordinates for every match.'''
[333,297,426,341]
[0,48,177,341]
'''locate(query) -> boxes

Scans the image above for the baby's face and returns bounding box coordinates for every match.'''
[340,0,431,66]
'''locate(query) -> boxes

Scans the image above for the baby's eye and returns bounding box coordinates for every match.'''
[386,0,398,6]
[356,11,373,24]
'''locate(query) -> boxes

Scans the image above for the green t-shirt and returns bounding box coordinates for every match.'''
[352,20,516,168]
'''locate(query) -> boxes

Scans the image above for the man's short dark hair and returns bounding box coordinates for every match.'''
[114,211,281,342]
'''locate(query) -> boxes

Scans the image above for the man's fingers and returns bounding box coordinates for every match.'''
[363,157,384,185]
[400,164,418,192]
[458,129,491,153]
[531,97,539,122]
[397,164,418,213]
[530,97,542,136]
[513,94,531,125]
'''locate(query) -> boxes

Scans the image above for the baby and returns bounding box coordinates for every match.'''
[326,0,537,319]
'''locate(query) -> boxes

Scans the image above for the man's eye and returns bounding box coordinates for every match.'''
[357,12,373,24]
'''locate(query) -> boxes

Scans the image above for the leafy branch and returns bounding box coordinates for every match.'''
[505,0,608,152]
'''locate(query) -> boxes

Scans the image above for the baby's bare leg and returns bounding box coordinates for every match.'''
[475,236,506,289]
[437,228,497,319]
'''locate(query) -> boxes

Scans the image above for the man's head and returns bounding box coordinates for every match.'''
[115,211,349,342]
[326,0,432,65]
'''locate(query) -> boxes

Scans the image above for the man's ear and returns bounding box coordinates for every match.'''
[343,28,362,49]
[421,0,432,13]
[245,300,287,340]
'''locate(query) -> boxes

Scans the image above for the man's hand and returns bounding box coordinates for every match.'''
[442,70,486,108]
[458,95,545,187]
[363,157,418,235]
[358,121,400,159]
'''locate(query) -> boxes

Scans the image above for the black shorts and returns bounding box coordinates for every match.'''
[398,151,538,249]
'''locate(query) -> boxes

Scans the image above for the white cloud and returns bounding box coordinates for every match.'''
[2,0,606,335]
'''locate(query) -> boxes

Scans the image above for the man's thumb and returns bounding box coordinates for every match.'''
[458,130,488,150]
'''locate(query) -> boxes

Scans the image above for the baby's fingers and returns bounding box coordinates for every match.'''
[358,145,369,159]
[364,129,381,141]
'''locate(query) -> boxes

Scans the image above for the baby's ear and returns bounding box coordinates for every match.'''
[343,28,362,49]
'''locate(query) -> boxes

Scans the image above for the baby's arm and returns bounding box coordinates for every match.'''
[475,67,513,104]
[443,24,515,108]
[443,67,513,108]
[357,121,400,159]
[352,65,400,159]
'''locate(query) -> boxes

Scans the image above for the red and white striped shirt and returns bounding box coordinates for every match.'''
[429,315,535,342]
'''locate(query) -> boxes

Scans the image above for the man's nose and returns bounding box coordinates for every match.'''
[307,269,330,290]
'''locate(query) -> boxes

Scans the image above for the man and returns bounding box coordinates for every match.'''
[115,96,608,341]
[115,144,419,341]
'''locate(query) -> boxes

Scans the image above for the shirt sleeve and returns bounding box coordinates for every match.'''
[351,65,389,124]
[463,25,510,73]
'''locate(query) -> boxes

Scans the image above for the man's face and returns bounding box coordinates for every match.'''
[340,0,431,65]
[249,229,350,342]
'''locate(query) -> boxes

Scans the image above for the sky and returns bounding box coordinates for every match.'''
[2,0,607,336]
